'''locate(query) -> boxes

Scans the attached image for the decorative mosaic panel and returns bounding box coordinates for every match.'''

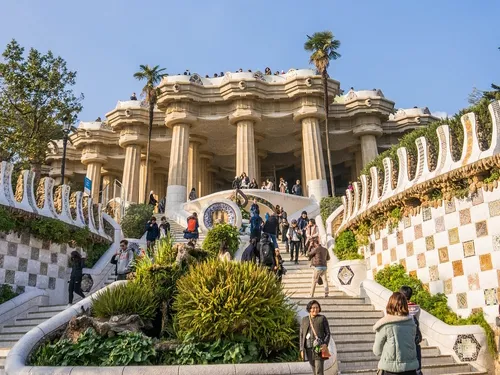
[471,189,483,205]
[492,234,500,251]
[203,202,237,229]
[467,273,480,291]
[422,207,432,221]
[457,292,468,309]
[438,247,449,263]
[448,228,460,245]
[452,260,464,277]
[403,216,411,228]
[338,265,354,285]
[488,199,500,217]
[396,230,403,245]
[463,241,475,257]
[425,236,434,251]
[484,288,498,306]
[406,242,414,257]
[444,279,453,294]
[444,200,456,213]
[475,221,488,237]
[414,224,423,239]
[429,265,439,281]
[479,253,492,271]
[453,334,481,362]
[459,208,471,225]
[435,216,445,232]
[417,253,426,268]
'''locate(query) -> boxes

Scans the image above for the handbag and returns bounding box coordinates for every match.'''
[308,316,331,359]
[110,254,118,265]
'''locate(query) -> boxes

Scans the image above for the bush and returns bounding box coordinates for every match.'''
[173,260,298,355]
[91,282,159,322]
[84,242,109,268]
[0,284,18,304]
[30,328,156,366]
[320,196,343,225]
[121,204,154,238]
[334,230,363,260]
[375,264,496,357]
[202,223,240,257]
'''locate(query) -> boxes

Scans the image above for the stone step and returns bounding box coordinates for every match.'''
[0,332,25,341]
[285,291,346,298]
[321,310,383,319]
[14,317,51,326]
[318,304,375,312]
[1,324,36,334]
[332,332,375,341]
[330,324,374,334]
[26,311,61,320]
[328,316,381,325]
[0,340,18,349]
[340,363,479,375]
[37,305,67,313]
[0,357,4,369]
[340,354,455,372]
[294,297,367,305]
[338,346,441,361]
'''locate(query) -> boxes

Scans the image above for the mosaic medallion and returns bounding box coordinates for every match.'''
[203,202,237,229]
[453,334,481,362]
[338,265,354,285]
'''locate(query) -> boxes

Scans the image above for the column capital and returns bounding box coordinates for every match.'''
[208,166,219,174]
[189,134,208,145]
[353,124,383,138]
[154,167,169,175]
[258,150,268,159]
[254,131,265,143]
[200,151,214,161]
[165,112,197,128]
[140,153,161,163]
[229,109,261,125]
[293,148,302,158]
[293,106,326,123]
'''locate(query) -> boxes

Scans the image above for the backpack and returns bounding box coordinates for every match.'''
[81,274,94,293]
[413,316,422,344]
[187,218,197,232]
[260,242,274,266]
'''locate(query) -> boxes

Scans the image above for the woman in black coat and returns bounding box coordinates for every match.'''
[68,251,86,305]
[299,300,331,375]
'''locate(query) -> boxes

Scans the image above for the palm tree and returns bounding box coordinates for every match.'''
[133,65,167,203]
[304,31,341,196]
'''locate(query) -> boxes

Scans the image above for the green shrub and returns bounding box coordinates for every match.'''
[29,217,71,243]
[202,223,240,257]
[0,206,16,233]
[173,260,297,355]
[121,204,154,238]
[334,230,363,260]
[320,196,343,224]
[0,284,18,304]
[84,242,109,268]
[91,282,159,322]
[30,328,156,366]
[375,264,496,357]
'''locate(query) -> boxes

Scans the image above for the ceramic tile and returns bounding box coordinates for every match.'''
[422,207,432,221]
[463,240,475,258]
[417,253,426,268]
[456,292,468,309]
[471,307,483,314]
[377,253,382,266]
[403,216,411,228]
[382,237,388,251]
[390,248,397,262]
[397,231,403,245]
[444,279,453,294]
[493,235,500,251]
[375,230,380,240]
[445,200,456,214]
[409,270,417,279]
[475,221,488,237]
[435,216,445,233]
[438,246,449,263]
[488,199,500,217]
[406,242,414,257]
[459,208,471,225]
[467,273,480,291]
[479,253,493,271]
[370,243,375,255]
[423,283,430,292]
[448,228,460,245]
[429,265,439,281]
[400,258,407,270]
[453,260,464,276]
[425,235,435,251]
[484,288,498,306]
[414,224,423,239]
[472,189,483,205]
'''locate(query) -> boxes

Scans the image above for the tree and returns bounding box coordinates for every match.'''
[133,65,167,203]
[304,31,341,196]
[0,39,83,174]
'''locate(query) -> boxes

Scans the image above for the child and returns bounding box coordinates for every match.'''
[400,286,422,375]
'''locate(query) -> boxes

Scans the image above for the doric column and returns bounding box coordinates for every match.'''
[139,155,155,204]
[186,136,205,200]
[122,144,142,203]
[229,101,260,181]
[353,116,383,168]
[101,173,118,203]
[199,152,213,197]
[294,148,308,197]
[167,123,191,207]
[85,162,102,202]
[208,167,218,195]
[257,150,267,186]
[153,171,167,207]
[355,150,363,178]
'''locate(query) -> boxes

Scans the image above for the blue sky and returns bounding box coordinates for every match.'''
[1,0,498,121]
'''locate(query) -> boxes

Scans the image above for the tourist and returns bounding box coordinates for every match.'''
[250,199,260,216]
[292,179,303,196]
[265,178,274,190]
[218,241,232,262]
[159,216,170,238]
[256,233,276,271]
[116,240,134,281]
[265,67,271,75]
[281,217,289,252]
[373,292,419,375]
[261,181,267,189]
[158,196,166,214]
[249,178,258,189]
[68,250,85,306]
[238,68,243,72]
[297,211,310,255]
[240,172,250,188]
[213,73,218,77]
[274,248,286,282]
[183,212,199,243]
[205,74,209,78]
[299,300,331,375]
[250,212,263,241]
[263,211,279,249]
[288,219,302,264]
[400,286,423,375]
[189,188,197,200]
[95,116,102,122]
[149,190,157,207]
[232,175,242,189]
[145,216,160,249]
[130,92,137,100]
[305,218,319,253]
[308,238,330,298]
[220,71,224,77]
[241,237,258,262]
[279,177,287,193]
[348,182,354,191]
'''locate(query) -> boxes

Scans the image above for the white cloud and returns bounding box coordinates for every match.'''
[432,111,448,119]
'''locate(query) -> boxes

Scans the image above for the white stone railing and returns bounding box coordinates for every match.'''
[0,161,117,242]
[334,100,500,233]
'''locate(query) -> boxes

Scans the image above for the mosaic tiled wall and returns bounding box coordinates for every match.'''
[365,188,500,322]
[0,231,75,305]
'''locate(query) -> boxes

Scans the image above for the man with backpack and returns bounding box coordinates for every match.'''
[297,211,309,255]
[400,285,423,375]
[256,233,276,271]
[115,240,134,281]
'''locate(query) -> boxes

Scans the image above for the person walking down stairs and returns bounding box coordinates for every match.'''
[307,238,330,298]
[68,251,85,307]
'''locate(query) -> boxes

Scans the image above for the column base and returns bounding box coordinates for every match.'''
[166,185,187,212]
[307,179,328,201]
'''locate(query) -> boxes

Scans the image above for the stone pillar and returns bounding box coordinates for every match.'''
[353,116,383,168]
[208,167,218,195]
[85,162,102,202]
[186,137,205,200]
[101,174,116,203]
[167,123,191,208]
[297,115,327,200]
[139,156,155,204]
[122,145,142,203]
[301,151,308,197]
[153,172,167,209]
[355,150,363,178]
[199,153,213,197]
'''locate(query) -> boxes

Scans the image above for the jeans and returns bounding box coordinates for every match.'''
[416,344,422,372]
[311,268,329,297]
[290,241,300,262]
[305,348,324,375]
[68,277,85,304]
[268,233,278,248]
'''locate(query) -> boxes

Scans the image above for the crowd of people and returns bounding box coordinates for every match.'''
[231,173,304,196]
[176,67,289,79]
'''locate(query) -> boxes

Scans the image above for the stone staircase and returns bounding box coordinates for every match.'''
[282,257,487,375]
[154,216,206,245]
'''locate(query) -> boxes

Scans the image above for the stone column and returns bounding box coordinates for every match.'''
[296,115,327,200]
[199,153,213,197]
[208,167,218,195]
[186,137,205,200]
[353,116,383,168]
[355,150,363,177]
[85,162,102,202]
[139,156,155,204]
[101,174,116,203]
[122,145,142,203]
[167,123,191,208]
